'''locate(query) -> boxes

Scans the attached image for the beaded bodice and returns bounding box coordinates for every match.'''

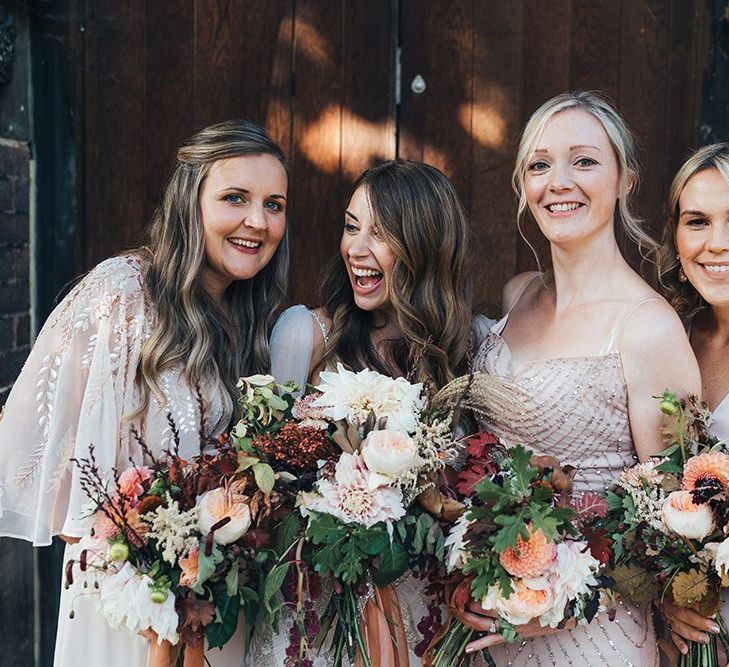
[472,322,639,492]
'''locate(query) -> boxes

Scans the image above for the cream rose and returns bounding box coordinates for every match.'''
[713,538,729,579]
[662,490,715,540]
[361,429,424,478]
[480,577,556,626]
[197,488,252,545]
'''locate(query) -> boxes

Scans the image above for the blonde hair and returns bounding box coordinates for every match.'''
[658,142,729,316]
[318,159,475,390]
[133,120,289,420]
[513,91,658,269]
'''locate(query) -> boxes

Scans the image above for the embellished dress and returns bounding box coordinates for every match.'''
[261,304,493,666]
[470,292,661,667]
[0,256,248,667]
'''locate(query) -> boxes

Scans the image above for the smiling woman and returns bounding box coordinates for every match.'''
[0,119,290,667]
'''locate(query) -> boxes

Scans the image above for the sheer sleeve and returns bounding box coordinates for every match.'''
[0,256,151,545]
[269,305,322,393]
[472,313,495,348]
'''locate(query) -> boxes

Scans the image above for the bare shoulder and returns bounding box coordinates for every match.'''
[502,271,541,311]
[620,294,689,352]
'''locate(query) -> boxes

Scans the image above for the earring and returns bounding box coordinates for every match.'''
[676,254,687,283]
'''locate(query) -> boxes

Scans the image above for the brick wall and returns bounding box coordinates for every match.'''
[0,138,30,407]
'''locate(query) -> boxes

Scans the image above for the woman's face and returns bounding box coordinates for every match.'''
[524,109,622,248]
[675,168,729,309]
[339,185,396,313]
[199,153,287,300]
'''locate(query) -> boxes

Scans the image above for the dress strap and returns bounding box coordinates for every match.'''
[309,309,330,347]
[604,296,663,353]
[493,274,541,335]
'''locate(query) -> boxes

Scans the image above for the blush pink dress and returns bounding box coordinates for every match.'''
[470,286,660,667]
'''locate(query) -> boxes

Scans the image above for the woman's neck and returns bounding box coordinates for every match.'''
[699,305,729,346]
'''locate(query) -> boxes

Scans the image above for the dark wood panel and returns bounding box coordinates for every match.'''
[83,0,147,267]
[619,0,672,245]
[570,0,621,98]
[0,538,34,666]
[142,0,196,229]
[470,0,524,314]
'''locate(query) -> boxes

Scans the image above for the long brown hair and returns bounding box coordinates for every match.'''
[318,159,474,390]
[658,142,729,317]
[134,119,289,418]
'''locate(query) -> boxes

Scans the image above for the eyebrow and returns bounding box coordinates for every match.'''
[221,187,287,200]
[345,210,359,222]
[679,209,706,218]
[532,145,602,154]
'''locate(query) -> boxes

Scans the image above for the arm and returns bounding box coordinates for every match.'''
[620,300,701,460]
[269,305,327,391]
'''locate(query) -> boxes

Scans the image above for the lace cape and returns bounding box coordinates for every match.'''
[0,255,232,546]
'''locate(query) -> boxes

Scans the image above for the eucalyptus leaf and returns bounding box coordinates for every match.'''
[253,462,276,494]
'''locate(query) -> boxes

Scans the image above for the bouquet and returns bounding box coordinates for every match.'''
[426,436,611,667]
[64,375,330,659]
[291,363,469,666]
[594,391,729,667]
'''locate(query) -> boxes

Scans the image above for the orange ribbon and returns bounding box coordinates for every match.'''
[354,584,409,667]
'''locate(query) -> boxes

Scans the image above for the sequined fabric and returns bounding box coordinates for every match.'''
[469,316,660,667]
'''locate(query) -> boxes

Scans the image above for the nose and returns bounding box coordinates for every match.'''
[243,204,267,230]
[548,163,574,192]
[347,234,371,259]
[707,222,729,253]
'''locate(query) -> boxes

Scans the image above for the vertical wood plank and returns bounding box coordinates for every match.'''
[143,0,196,227]
[0,539,34,665]
[399,0,474,201]
[82,0,146,267]
[470,0,524,314]
[619,0,671,245]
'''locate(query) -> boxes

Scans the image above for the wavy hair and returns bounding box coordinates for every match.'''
[657,142,729,317]
[512,90,659,270]
[132,119,289,419]
[317,159,474,390]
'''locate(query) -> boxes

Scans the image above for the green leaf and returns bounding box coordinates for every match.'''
[263,562,290,615]
[655,459,684,474]
[236,455,260,471]
[273,512,302,558]
[225,564,239,597]
[253,462,276,494]
[193,543,224,592]
[373,540,409,586]
[205,593,240,649]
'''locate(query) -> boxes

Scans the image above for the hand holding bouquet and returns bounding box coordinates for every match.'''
[593,391,729,667]
[427,438,611,667]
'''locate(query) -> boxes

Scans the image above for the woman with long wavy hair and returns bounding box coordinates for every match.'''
[462,91,700,665]
[0,119,290,667]
[655,143,729,665]
[266,158,489,664]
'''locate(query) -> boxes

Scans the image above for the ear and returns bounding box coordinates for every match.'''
[623,171,637,196]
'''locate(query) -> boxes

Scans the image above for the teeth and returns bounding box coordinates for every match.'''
[547,202,581,212]
[351,267,382,277]
[704,265,729,273]
[229,239,261,248]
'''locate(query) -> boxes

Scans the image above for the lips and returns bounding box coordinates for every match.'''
[350,266,383,294]
[701,263,729,274]
[228,237,262,254]
[545,202,584,214]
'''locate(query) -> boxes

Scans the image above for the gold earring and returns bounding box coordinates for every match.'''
[676,255,688,283]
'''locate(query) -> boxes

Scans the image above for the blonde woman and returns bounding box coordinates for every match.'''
[657,143,729,664]
[464,91,700,665]
[0,120,290,667]
[266,159,490,664]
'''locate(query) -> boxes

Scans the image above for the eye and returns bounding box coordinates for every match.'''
[265,199,283,212]
[224,193,244,204]
[685,217,709,228]
[527,160,549,172]
[575,157,597,168]
[344,222,359,233]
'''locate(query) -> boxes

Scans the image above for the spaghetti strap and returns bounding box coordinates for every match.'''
[506,274,542,315]
[604,296,663,353]
[309,309,330,347]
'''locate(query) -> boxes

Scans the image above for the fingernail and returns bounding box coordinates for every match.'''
[701,634,710,644]
[465,647,474,654]
[710,624,721,634]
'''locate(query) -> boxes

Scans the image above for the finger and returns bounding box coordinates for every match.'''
[663,602,720,634]
[458,609,500,632]
[670,618,709,646]
[670,631,689,655]
[465,633,506,653]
